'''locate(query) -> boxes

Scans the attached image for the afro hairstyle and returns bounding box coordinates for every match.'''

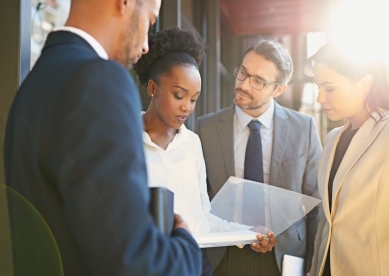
[134,27,205,86]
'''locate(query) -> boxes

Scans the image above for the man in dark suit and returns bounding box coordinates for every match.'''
[198,38,322,275]
[4,0,201,275]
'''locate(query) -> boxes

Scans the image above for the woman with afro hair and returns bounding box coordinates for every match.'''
[134,27,213,276]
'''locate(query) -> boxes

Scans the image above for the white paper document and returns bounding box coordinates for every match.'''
[282,254,305,276]
[195,229,258,248]
[195,177,321,248]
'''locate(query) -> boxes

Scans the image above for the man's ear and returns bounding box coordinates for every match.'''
[273,84,287,98]
[118,0,135,16]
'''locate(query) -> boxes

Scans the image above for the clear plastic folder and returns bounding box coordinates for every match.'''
[195,177,321,248]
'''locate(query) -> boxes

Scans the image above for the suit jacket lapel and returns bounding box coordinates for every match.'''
[218,105,235,177]
[331,114,389,215]
[270,102,289,185]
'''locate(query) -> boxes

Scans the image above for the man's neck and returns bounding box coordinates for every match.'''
[65,17,115,59]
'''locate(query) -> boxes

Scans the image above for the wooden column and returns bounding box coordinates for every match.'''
[160,0,181,29]
[204,0,220,114]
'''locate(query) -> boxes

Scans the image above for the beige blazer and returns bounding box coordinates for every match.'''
[311,111,389,276]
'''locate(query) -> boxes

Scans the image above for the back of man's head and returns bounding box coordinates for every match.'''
[244,38,293,85]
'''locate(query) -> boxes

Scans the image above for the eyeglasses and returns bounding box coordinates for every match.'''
[234,67,280,91]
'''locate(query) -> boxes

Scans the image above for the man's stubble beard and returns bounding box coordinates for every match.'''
[233,88,264,110]
[113,5,140,68]
[233,99,265,110]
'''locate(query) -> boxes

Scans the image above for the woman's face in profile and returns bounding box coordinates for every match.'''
[152,65,201,129]
[314,63,367,124]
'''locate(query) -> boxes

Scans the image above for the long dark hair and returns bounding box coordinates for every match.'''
[305,42,389,122]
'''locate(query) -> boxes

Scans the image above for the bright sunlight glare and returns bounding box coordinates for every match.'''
[329,0,389,66]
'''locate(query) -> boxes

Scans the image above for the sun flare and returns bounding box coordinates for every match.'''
[329,0,389,65]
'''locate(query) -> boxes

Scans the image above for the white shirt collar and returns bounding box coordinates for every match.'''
[235,99,275,132]
[52,26,109,60]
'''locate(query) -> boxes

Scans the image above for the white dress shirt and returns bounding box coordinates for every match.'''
[52,26,109,60]
[143,123,212,234]
[234,99,275,184]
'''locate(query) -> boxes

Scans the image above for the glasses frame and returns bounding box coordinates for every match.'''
[234,67,280,91]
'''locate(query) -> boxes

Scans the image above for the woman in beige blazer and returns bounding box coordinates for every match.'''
[304,42,389,276]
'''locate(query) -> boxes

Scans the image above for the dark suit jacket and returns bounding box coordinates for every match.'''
[4,31,201,276]
[197,103,322,273]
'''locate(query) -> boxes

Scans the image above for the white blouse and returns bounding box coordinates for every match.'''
[143,124,211,234]
[143,122,251,237]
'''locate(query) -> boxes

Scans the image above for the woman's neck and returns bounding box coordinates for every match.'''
[349,109,370,130]
[143,109,177,150]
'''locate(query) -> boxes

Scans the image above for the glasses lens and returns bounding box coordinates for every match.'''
[234,68,265,90]
[234,68,244,81]
[250,77,265,90]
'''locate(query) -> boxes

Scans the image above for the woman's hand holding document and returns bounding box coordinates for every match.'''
[195,177,321,248]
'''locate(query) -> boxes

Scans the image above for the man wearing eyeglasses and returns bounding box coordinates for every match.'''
[197,37,322,276]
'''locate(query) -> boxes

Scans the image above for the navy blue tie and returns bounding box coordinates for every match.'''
[244,120,264,183]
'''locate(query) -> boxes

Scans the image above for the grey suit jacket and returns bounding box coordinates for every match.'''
[197,102,322,272]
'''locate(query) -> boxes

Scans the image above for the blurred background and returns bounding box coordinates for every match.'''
[1,0,389,183]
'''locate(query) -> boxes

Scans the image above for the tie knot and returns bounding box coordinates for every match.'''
[248,120,261,130]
